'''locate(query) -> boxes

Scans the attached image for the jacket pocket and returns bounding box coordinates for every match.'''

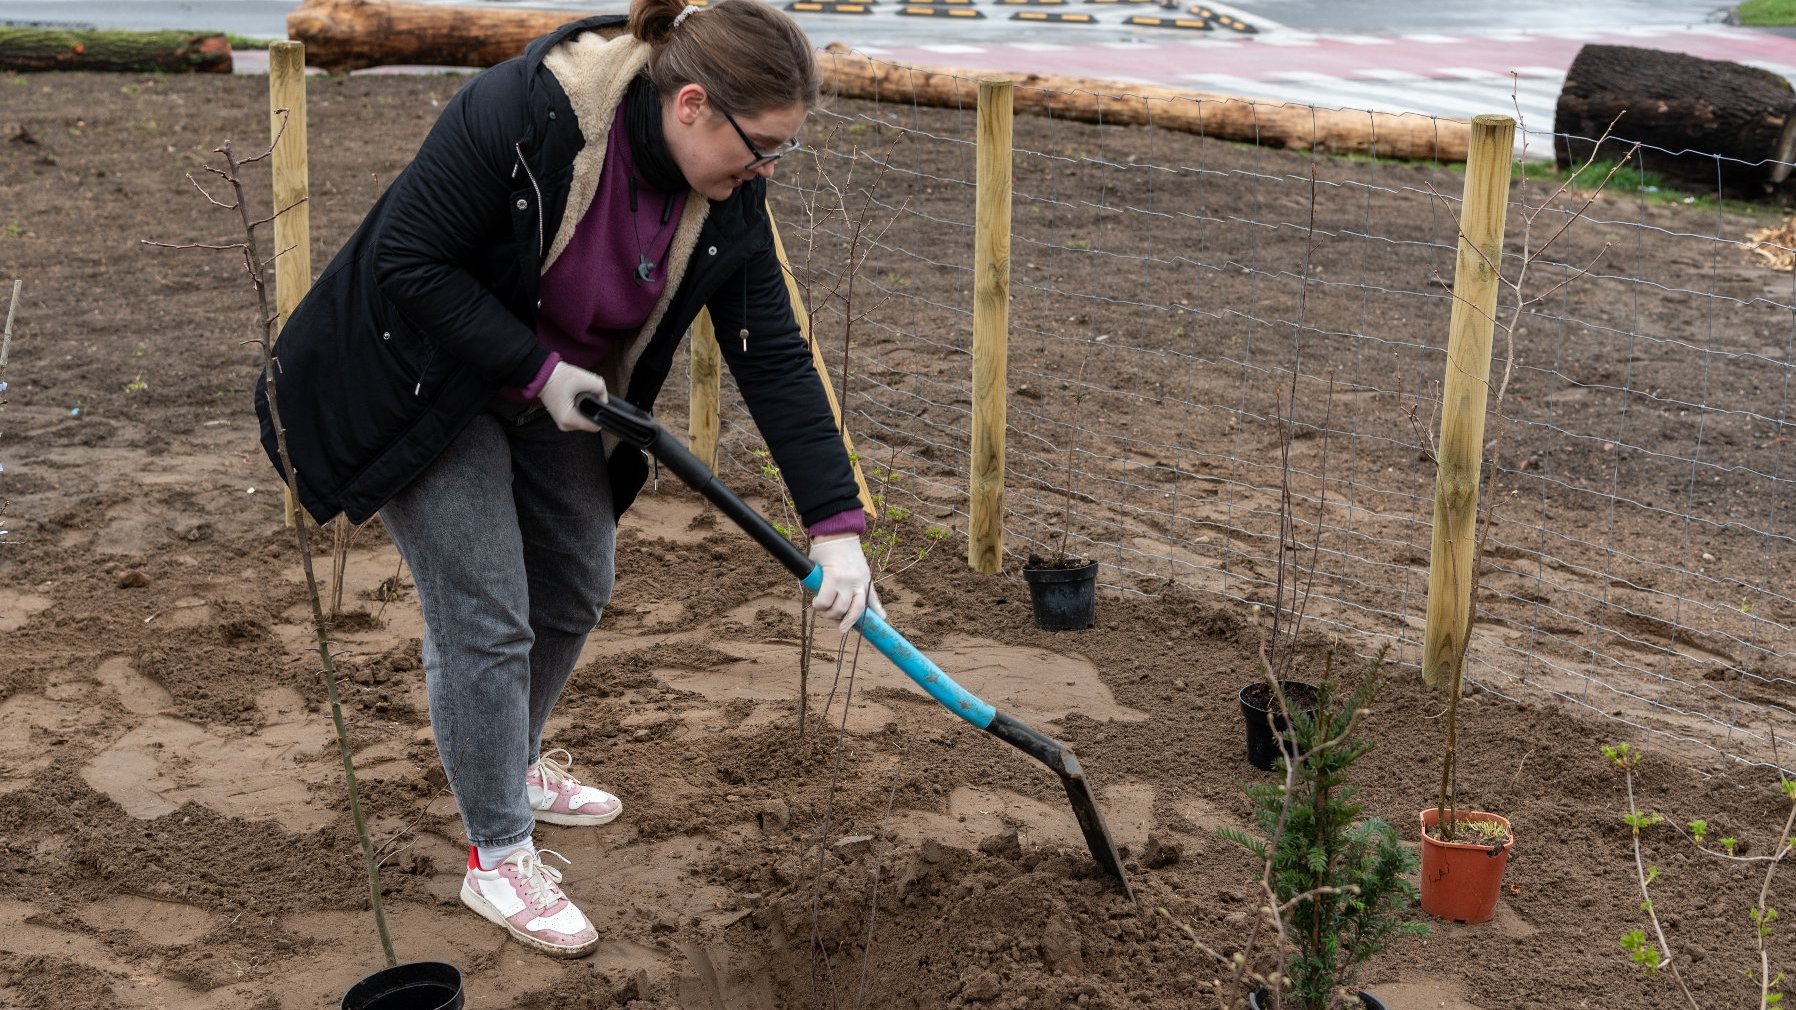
[370,305,438,398]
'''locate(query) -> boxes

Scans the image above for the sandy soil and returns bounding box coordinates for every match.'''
[2,71,1793,1009]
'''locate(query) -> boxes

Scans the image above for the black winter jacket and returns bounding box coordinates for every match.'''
[256,16,861,528]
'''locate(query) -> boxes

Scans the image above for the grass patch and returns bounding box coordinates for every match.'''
[1524,158,1778,216]
[1439,157,1780,217]
[1736,0,1796,26]
[225,33,274,50]
[1514,157,1672,197]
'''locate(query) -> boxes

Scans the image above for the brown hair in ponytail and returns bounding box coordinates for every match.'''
[628,0,820,116]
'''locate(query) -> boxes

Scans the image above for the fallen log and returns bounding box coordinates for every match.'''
[1555,43,1796,197]
[0,27,232,73]
[288,0,1473,162]
[285,0,588,74]
[816,44,1469,161]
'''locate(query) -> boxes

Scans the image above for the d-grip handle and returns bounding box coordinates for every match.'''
[575,393,997,730]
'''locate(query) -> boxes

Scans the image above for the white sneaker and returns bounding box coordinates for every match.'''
[527,749,623,827]
[459,847,599,958]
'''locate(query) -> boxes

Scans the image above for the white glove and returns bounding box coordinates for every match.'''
[539,360,607,433]
[809,534,885,634]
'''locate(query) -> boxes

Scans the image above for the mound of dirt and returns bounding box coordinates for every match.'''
[1,72,1786,1009]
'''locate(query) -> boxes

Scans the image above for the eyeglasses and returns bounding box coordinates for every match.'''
[719,107,801,171]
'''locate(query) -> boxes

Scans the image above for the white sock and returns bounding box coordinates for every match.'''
[475,838,534,871]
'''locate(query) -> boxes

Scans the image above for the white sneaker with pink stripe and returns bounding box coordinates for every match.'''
[459,847,599,958]
[527,749,622,827]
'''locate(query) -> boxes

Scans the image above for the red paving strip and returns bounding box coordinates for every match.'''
[233,26,1796,92]
[853,26,1796,87]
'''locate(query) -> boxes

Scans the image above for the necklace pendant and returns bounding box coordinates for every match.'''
[636,256,653,283]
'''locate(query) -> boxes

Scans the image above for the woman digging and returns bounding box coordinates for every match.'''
[256,0,879,958]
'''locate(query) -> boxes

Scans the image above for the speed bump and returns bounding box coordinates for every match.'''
[787,1,873,10]
[1188,4,1257,30]
[1011,9,1096,21]
[1122,14,1211,29]
[896,3,986,15]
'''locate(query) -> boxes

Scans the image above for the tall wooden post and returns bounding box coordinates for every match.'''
[268,41,311,337]
[766,209,876,518]
[1422,114,1515,690]
[968,77,1013,574]
[688,310,721,469]
[269,40,311,528]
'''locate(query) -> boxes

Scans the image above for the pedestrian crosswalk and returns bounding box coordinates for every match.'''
[227,15,1796,159]
[848,23,1796,155]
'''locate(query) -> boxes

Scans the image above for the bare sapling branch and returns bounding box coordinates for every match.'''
[141,113,397,967]
[375,740,468,869]
[1050,355,1095,566]
[1287,380,1333,674]
[2,279,20,371]
[750,445,816,734]
[2,280,19,550]
[1262,165,1328,687]
[805,632,870,1005]
[777,123,914,738]
[1393,368,1445,466]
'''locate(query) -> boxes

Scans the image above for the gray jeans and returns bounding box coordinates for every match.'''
[381,403,616,848]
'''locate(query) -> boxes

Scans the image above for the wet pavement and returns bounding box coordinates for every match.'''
[7,0,1791,146]
[0,0,1741,46]
[1217,0,1727,33]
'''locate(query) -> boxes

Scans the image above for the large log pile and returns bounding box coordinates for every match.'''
[0,27,231,73]
[1555,43,1796,197]
[286,0,1473,162]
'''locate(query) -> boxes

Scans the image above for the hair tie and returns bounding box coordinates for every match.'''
[671,4,699,28]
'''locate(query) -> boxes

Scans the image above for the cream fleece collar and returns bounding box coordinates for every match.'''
[541,30,712,397]
[541,32,709,280]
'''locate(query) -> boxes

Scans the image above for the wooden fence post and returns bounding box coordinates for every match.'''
[269,40,311,529]
[688,310,720,469]
[968,77,1013,574]
[764,209,876,518]
[1422,114,1515,689]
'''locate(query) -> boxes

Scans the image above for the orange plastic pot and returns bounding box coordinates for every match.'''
[1418,808,1512,924]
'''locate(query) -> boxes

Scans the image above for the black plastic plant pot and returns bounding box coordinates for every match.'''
[1248,989,1387,1009]
[1237,679,1318,771]
[1021,558,1099,630]
[341,961,464,1010]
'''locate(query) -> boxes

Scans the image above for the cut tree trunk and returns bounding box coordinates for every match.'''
[0,28,232,73]
[285,0,602,74]
[287,0,1473,162]
[815,44,1469,161]
[1554,43,1796,197]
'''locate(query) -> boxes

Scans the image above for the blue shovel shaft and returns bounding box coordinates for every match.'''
[800,566,997,729]
[573,392,1132,897]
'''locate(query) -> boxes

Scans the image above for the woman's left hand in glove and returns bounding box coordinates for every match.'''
[808,534,885,634]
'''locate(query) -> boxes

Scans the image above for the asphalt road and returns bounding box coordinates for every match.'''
[1222,0,1727,32]
[5,0,1780,148]
[0,0,1739,44]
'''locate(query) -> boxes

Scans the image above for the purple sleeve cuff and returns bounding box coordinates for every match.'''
[807,508,867,539]
[519,352,563,401]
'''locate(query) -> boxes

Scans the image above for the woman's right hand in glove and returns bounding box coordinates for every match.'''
[540,361,608,433]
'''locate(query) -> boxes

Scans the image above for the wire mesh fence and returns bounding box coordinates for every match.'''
[667,54,1795,772]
